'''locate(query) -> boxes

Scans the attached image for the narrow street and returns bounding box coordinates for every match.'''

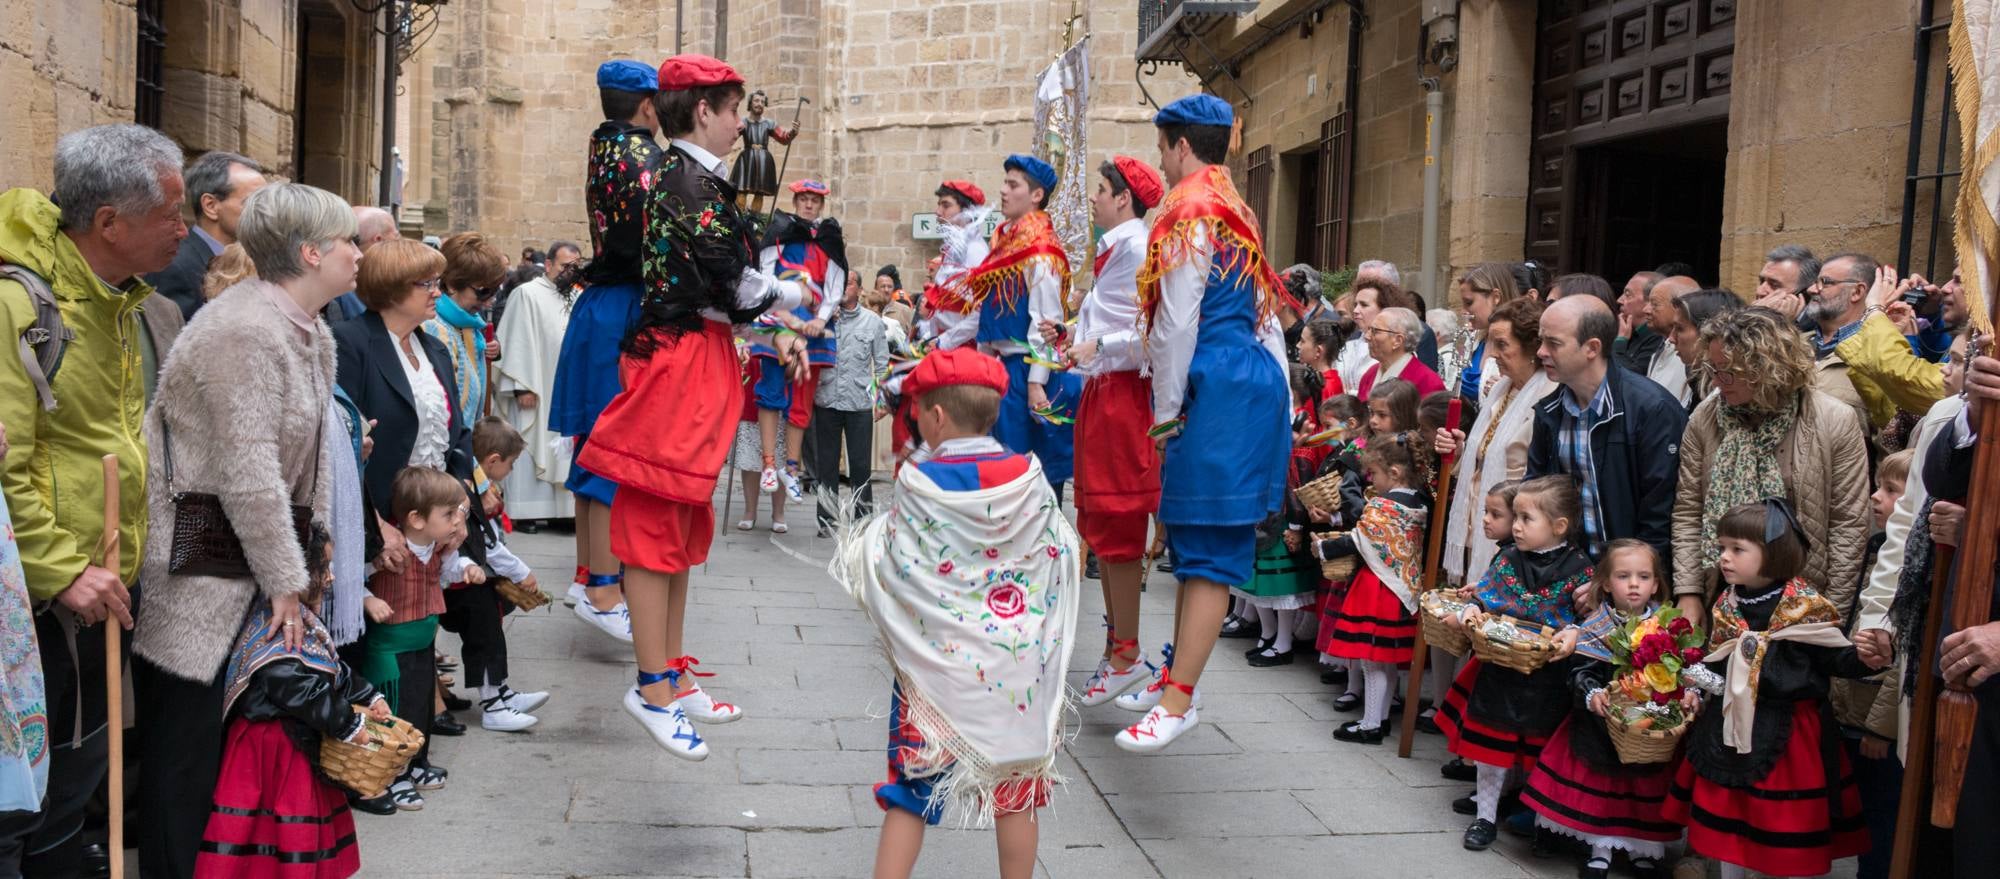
[357,491,1584,878]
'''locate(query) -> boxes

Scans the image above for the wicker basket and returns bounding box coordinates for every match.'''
[1308,532,1359,581]
[1467,616,1561,674]
[1604,705,1690,764]
[1295,471,1345,515]
[319,707,426,798]
[1418,591,1471,656]
[494,577,551,612]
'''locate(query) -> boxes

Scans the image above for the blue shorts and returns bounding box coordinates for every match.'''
[1166,522,1256,586]
[564,435,618,507]
[752,356,790,413]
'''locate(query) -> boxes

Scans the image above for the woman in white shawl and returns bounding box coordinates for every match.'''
[1427,297,1550,738]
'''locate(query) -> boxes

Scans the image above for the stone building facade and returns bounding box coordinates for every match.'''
[398,0,1198,280]
[1,0,390,204]
[1188,0,1958,303]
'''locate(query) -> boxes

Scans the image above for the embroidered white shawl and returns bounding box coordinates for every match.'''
[1444,370,1552,583]
[832,453,1081,826]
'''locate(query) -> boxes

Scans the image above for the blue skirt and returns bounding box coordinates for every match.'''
[1159,342,1287,526]
[550,281,643,438]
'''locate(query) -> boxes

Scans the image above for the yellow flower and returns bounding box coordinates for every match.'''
[1643,663,1678,693]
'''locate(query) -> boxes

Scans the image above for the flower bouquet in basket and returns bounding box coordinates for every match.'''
[1600,607,1709,763]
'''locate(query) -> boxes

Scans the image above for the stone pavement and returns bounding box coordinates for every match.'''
[353,495,1835,878]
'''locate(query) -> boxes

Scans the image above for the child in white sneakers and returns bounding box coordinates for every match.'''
[440,417,551,733]
[834,348,1081,879]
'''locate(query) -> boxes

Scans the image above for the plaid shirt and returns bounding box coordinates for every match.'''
[1554,378,1615,558]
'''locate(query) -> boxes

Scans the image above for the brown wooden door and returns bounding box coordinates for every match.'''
[1527,0,1736,274]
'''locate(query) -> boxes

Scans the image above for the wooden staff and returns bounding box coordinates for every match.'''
[1930,266,2000,827]
[766,96,811,225]
[94,454,125,879]
[1889,544,1955,879]
[1398,398,1460,758]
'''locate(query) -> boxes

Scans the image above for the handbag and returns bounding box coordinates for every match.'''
[164,417,321,579]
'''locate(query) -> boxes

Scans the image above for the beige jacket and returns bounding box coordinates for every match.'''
[132,280,334,683]
[1671,389,1871,615]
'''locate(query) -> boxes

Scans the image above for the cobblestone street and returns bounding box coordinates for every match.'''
[355,489,1592,879]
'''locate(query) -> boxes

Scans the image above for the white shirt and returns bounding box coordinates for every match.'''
[1073,218,1147,377]
[1647,345,1690,406]
[938,215,1065,386]
[668,138,798,322]
[932,207,993,351]
[395,331,451,470]
[1146,223,1286,426]
[1335,337,1373,393]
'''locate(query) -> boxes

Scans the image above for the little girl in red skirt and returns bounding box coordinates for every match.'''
[1521,539,1680,879]
[197,526,387,879]
[1435,475,1592,852]
[1663,500,1882,878]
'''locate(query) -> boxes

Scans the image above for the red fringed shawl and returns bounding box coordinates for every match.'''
[1135,164,1298,338]
[959,211,1072,317]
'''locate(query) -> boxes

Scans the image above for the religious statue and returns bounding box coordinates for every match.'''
[732,90,798,214]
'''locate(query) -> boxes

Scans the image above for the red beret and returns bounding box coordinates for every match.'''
[657,54,744,91]
[939,179,986,207]
[789,179,830,196]
[904,348,1008,403]
[1110,155,1165,210]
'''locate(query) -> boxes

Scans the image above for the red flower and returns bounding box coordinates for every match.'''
[984,547,1001,559]
[1668,616,1693,636]
[1046,546,1060,558]
[1680,646,1705,664]
[986,583,1027,619]
[697,208,717,229]
[1651,690,1672,705]
[1632,644,1659,666]
[1641,632,1675,655]
[937,560,954,575]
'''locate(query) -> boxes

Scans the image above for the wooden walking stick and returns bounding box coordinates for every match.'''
[1398,399,1460,758]
[1889,543,1955,879]
[766,96,812,225]
[94,454,125,879]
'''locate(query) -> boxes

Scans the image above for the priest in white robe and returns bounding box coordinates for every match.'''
[494,247,579,522]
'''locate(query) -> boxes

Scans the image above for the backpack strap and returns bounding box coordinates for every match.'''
[0,263,71,411]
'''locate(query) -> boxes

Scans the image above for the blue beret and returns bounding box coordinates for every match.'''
[1154,93,1234,129]
[597,60,658,94]
[1003,154,1058,194]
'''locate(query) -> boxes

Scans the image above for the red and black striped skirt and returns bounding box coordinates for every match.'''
[1521,717,1681,844]
[1664,702,1868,877]
[1318,567,1416,664]
[195,717,359,879]
[1436,659,1550,771]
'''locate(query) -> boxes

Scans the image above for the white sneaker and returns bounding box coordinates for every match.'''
[1114,704,1200,753]
[574,598,634,643]
[778,468,804,503]
[499,686,549,714]
[759,467,780,494]
[624,687,709,761]
[1080,656,1153,707]
[1114,667,1202,712]
[480,705,538,732]
[673,685,743,724]
[565,583,586,608]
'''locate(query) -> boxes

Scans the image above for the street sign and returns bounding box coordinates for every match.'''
[912,211,1002,241]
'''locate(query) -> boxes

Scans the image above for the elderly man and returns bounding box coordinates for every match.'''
[1356,306,1446,400]
[0,124,185,877]
[1612,271,1663,373]
[144,150,265,319]
[1354,258,1442,370]
[1526,295,1684,563]
[1806,252,1945,430]
[495,241,581,525]
[1639,275,1696,403]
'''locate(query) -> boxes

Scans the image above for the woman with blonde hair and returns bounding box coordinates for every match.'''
[200,243,258,301]
[1452,262,1521,412]
[425,232,509,429]
[1669,306,1870,626]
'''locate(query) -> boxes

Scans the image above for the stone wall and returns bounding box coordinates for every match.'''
[401,0,1196,280]
[0,0,140,190]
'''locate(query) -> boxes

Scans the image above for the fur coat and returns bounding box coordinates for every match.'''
[133,280,334,683]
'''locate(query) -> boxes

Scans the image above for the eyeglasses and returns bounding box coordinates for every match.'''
[474,284,500,301]
[1706,362,1746,386]
[1814,277,1865,290]
[1363,326,1404,340]
[411,278,441,290]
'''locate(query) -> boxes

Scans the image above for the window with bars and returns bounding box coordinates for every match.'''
[1244,145,1274,232]
[1313,112,1352,269]
[136,0,165,128]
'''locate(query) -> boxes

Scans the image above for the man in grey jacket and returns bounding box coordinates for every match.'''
[812,273,889,535]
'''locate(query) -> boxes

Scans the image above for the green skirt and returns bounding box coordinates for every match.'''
[1231,540,1315,609]
[359,615,437,707]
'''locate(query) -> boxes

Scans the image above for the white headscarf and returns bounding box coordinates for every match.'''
[1443,370,1554,582]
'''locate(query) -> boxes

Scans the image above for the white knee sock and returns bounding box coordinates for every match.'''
[1273,610,1296,653]
[1473,763,1506,823]
[1256,605,1278,641]
[479,683,502,703]
[1361,661,1394,729]
[1586,842,1612,869]
[1428,648,1457,710]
